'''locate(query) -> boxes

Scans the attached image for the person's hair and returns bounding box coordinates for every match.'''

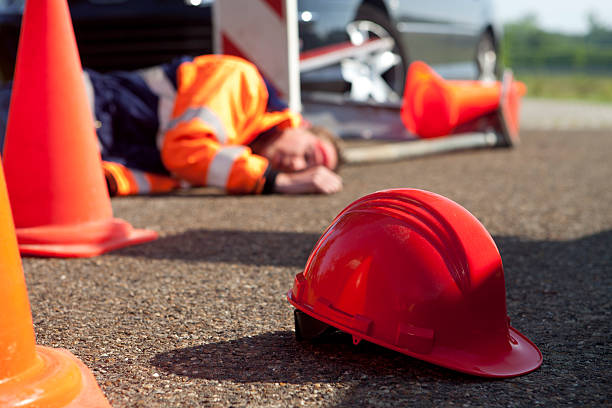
[250,124,344,171]
[308,125,344,171]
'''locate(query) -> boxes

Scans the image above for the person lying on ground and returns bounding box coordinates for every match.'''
[0,54,342,195]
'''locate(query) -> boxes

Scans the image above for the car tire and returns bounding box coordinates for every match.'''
[475,30,498,81]
[342,3,408,103]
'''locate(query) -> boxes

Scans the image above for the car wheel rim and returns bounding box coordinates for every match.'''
[477,36,497,82]
[342,20,403,103]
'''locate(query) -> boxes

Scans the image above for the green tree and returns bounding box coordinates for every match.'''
[585,12,612,46]
[503,12,612,72]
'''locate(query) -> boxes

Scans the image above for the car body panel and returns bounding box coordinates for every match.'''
[297,0,496,73]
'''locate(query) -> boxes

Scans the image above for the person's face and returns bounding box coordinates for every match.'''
[259,127,338,172]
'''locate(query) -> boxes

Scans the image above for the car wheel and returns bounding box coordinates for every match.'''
[341,4,408,104]
[476,31,498,81]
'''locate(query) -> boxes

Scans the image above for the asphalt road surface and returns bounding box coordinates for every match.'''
[21,99,611,407]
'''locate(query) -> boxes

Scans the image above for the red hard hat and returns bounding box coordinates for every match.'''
[287,189,542,378]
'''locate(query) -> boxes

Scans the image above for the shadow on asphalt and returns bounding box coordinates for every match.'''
[149,230,610,405]
[494,230,610,377]
[494,230,611,302]
[113,228,322,267]
[150,330,482,385]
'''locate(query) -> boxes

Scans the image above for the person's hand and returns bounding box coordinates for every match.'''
[274,166,342,194]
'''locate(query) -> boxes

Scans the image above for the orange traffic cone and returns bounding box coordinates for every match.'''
[0,158,112,407]
[498,70,527,144]
[400,61,526,139]
[2,0,157,257]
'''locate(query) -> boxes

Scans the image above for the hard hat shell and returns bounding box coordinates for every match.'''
[287,189,542,378]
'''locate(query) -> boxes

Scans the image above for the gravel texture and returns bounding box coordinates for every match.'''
[19,104,612,407]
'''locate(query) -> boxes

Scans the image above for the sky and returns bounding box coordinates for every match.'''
[494,0,612,34]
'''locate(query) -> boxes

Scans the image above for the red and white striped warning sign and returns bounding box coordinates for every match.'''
[213,0,301,112]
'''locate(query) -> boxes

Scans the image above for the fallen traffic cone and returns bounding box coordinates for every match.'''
[498,70,527,145]
[2,0,157,257]
[400,61,526,139]
[0,158,112,407]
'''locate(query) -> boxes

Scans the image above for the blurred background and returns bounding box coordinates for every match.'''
[496,0,612,103]
[0,0,610,104]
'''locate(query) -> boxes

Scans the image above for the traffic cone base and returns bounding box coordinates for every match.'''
[497,70,526,146]
[0,346,111,408]
[16,218,157,257]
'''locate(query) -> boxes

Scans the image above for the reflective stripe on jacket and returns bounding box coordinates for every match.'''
[162,55,301,194]
[87,55,301,195]
[103,161,182,196]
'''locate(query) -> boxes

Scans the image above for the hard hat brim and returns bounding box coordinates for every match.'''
[288,291,543,378]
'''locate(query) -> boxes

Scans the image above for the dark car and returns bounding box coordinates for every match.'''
[0,0,500,104]
[299,0,500,103]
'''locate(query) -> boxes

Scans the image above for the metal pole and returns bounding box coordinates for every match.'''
[341,131,501,164]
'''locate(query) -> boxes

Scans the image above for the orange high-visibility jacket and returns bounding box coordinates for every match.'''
[85,55,302,195]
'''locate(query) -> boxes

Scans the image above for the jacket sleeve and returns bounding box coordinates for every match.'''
[160,55,300,194]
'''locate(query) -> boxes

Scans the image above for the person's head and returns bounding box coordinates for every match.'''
[251,125,341,173]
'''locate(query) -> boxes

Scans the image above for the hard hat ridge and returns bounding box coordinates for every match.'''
[308,190,473,293]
